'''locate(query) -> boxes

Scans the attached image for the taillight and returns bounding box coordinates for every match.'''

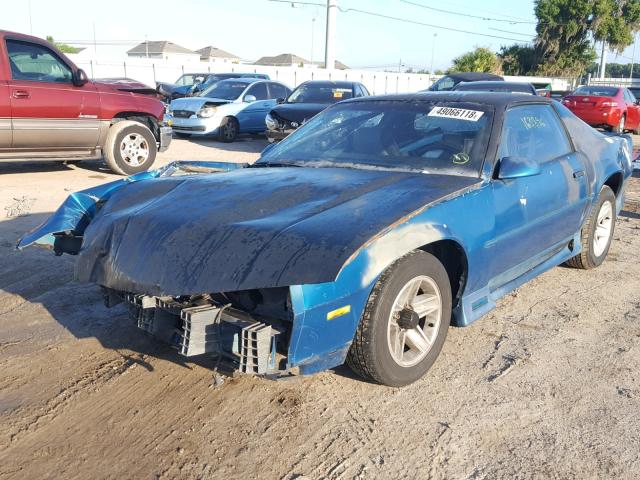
[601,101,618,107]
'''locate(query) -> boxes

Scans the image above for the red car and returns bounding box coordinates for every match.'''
[562,86,640,134]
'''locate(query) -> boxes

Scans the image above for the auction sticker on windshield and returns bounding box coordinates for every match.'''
[428,107,484,121]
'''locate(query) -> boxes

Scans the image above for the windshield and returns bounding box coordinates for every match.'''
[287,84,353,104]
[175,74,208,86]
[258,100,493,176]
[199,80,249,100]
[573,86,618,97]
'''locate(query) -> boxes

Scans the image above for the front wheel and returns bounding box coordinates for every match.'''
[217,116,239,143]
[347,250,452,387]
[566,185,616,269]
[104,120,157,175]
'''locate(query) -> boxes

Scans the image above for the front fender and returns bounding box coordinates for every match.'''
[288,219,460,374]
[17,161,247,254]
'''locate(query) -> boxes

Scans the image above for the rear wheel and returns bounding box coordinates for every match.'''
[217,116,239,143]
[104,120,157,175]
[613,114,626,133]
[347,250,451,387]
[566,185,616,269]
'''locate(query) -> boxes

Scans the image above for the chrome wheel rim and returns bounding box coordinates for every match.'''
[387,275,442,368]
[593,200,613,257]
[223,121,237,140]
[120,133,149,166]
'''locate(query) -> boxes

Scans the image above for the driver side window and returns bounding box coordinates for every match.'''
[499,105,571,164]
[245,83,268,100]
[6,39,72,83]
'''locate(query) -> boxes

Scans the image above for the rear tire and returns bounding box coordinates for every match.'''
[566,186,616,269]
[104,120,157,175]
[347,250,452,387]
[217,116,239,143]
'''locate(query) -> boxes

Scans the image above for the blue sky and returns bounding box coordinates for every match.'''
[4,0,638,70]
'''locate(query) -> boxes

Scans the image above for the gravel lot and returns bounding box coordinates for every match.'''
[1,136,640,480]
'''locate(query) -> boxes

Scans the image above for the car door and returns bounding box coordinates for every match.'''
[6,38,100,148]
[235,82,273,132]
[0,60,10,147]
[623,88,640,130]
[487,103,589,285]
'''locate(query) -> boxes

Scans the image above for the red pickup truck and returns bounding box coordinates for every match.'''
[0,31,171,175]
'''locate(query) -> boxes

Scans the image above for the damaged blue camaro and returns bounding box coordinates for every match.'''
[19,93,633,386]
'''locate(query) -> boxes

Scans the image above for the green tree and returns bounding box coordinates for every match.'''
[534,0,640,76]
[46,36,81,54]
[448,47,502,74]
[499,44,536,75]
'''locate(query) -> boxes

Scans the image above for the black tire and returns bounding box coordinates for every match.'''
[613,114,626,133]
[104,120,157,175]
[174,132,192,139]
[347,250,452,387]
[566,185,616,269]
[217,116,239,143]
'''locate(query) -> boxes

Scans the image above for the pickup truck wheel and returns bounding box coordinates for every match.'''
[566,185,616,269]
[217,116,239,143]
[346,250,451,387]
[104,120,157,175]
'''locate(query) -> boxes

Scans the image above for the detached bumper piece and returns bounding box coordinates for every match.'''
[114,290,280,375]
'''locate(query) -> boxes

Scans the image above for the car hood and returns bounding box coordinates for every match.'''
[170,96,233,111]
[73,166,479,296]
[93,78,158,95]
[271,103,331,123]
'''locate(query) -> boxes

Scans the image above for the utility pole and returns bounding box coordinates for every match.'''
[599,40,607,80]
[311,16,316,65]
[630,33,637,80]
[145,34,149,58]
[93,22,97,57]
[398,58,402,73]
[324,0,337,69]
[28,0,33,34]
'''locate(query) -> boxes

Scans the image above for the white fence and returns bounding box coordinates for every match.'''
[68,54,434,95]
[67,54,578,94]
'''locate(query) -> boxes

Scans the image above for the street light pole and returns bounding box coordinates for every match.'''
[630,33,637,80]
[430,33,437,74]
[599,40,607,80]
[324,0,337,69]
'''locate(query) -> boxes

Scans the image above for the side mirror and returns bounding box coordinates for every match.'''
[498,156,541,180]
[276,97,285,104]
[72,68,89,87]
[244,94,257,103]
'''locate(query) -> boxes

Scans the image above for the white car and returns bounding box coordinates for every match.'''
[166,78,291,142]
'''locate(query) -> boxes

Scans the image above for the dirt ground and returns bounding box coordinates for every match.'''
[1,136,640,480]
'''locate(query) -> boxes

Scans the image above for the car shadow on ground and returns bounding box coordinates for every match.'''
[0,213,227,374]
[0,159,112,177]
[182,135,269,154]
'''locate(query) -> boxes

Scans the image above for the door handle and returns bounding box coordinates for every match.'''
[573,170,585,178]
[12,90,30,99]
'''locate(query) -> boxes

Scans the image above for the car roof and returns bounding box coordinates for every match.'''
[454,81,535,92]
[345,91,553,109]
[298,80,356,88]
[445,72,504,82]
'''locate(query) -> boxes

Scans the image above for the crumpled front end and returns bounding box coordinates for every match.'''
[17,161,247,254]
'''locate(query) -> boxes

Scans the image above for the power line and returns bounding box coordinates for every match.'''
[266,0,532,43]
[338,7,531,43]
[399,0,537,25]
[489,27,535,38]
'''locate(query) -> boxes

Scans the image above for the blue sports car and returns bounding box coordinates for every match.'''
[18,92,633,387]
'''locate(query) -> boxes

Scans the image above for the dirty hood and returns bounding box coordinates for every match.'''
[22,164,480,296]
[170,96,232,111]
